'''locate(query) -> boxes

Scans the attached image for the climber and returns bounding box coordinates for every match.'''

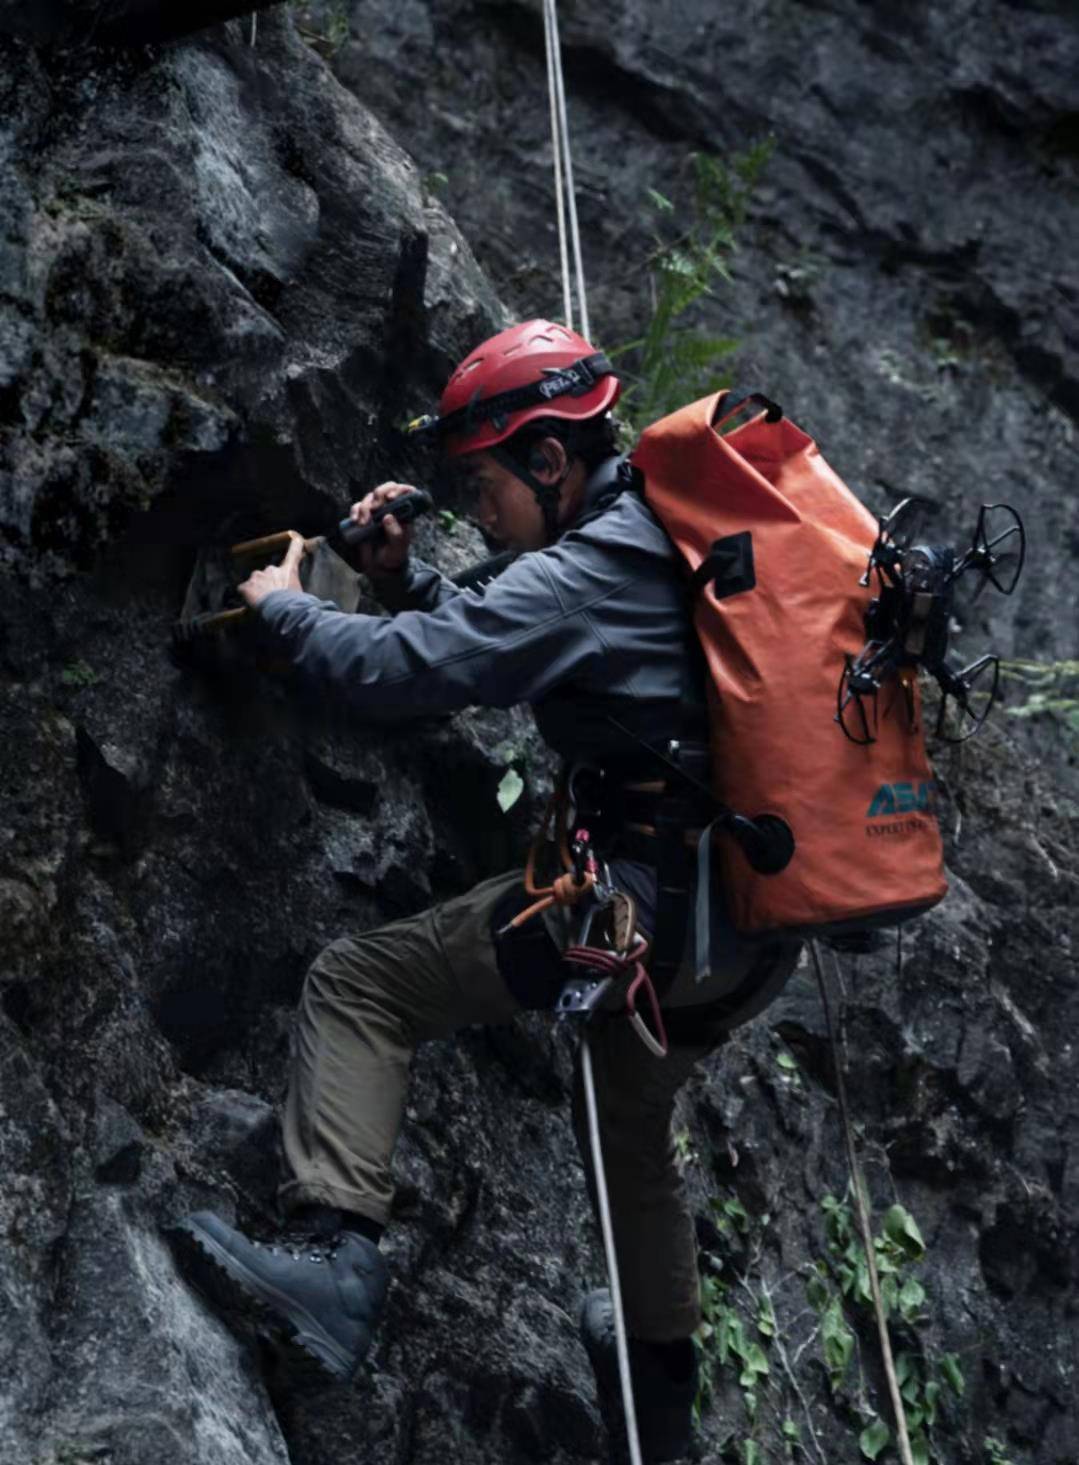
[171,319,801,1464]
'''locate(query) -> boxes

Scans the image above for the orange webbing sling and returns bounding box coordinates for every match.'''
[631,390,947,944]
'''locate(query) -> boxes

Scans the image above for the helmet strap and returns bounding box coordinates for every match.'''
[489,444,566,545]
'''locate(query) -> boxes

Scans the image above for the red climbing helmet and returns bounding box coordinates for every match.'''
[410,319,621,457]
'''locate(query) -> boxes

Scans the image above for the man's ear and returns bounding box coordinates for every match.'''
[528,437,568,481]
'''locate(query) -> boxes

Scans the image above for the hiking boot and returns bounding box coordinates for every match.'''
[171,1208,387,1384]
[581,1290,698,1464]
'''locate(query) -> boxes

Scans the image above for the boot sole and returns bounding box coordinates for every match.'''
[170,1220,360,1386]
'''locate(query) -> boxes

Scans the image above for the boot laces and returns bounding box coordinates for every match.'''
[258,1226,345,1264]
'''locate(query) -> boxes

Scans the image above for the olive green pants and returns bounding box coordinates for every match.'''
[280,869,794,1340]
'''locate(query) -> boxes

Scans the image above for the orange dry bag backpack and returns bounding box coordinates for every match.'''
[631,389,949,953]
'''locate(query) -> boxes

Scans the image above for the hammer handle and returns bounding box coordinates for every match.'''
[230,531,322,562]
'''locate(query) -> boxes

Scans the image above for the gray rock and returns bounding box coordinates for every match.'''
[0,4,1076,1464]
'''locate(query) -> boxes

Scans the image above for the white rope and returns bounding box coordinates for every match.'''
[543,0,574,329]
[543,0,590,337]
[810,941,916,1465]
[581,1032,643,1465]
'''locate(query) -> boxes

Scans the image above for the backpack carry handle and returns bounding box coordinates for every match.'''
[712,389,783,431]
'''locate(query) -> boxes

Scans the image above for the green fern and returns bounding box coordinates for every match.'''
[1001,658,1079,741]
[616,141,773,432]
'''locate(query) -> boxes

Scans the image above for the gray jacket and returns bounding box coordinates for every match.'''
[255,456,799,1019]
[254,456,700,764]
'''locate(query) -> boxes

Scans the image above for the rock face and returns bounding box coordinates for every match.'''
[1,4,1077,1465]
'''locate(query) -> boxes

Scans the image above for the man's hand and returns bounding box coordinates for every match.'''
[349,482,416,577]
[238,532,306,609]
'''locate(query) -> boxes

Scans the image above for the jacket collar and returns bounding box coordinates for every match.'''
[563,453,635,534]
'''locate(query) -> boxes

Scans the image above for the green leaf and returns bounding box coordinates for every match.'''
[939,1352,965,1396]
[782,1419,801,1443]
[61,659,99,687]
[923,1379,941,1426]
[646,187,675,213]
[859,1418,890,1460]
[879,1271,898,1315]
[909,1432,931,1465]
[806,1272,830,1312]
[984,1437,1015,1465]
[823,1195,853,1250]
[724,1195,750,1230]
[776,1050,798,1071]
[496,768,524,813]
[726,1313,750,1361]
[899,1277,927,1320]
[882,1204,926,1261]
[821,1299,854,1379]
[743,1439,762,1465]
[744,1342,770,1376]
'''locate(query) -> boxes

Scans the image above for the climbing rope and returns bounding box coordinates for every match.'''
[810,940,916,1465]
[542,0,590,337]
[503,784,656,1463]
[542,0,573,329]
[581,1031,645,1465]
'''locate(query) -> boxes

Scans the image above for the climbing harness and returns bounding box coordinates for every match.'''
[503,805,667,1063]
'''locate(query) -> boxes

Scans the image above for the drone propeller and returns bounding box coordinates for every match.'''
[859,494,940,588]
[927,653,1001,743]
[837,499,1025,747]
[836,646,916,746]
[950,503,1025,597]
[837,653,877,745]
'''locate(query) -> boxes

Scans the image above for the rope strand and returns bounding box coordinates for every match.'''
[543,0,574,329]
[811,940,915,1465]
[543,0,590,336]
[581,1033,644,1465]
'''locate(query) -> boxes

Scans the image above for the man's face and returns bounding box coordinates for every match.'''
[450,450,548,552]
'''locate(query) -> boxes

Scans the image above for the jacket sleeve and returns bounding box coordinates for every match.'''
[368,556,461,614]
[252,546,623,721]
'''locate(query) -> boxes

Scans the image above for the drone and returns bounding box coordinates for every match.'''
[836,495,1026,745]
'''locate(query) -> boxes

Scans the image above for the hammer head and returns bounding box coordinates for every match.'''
[170,531,364,670]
